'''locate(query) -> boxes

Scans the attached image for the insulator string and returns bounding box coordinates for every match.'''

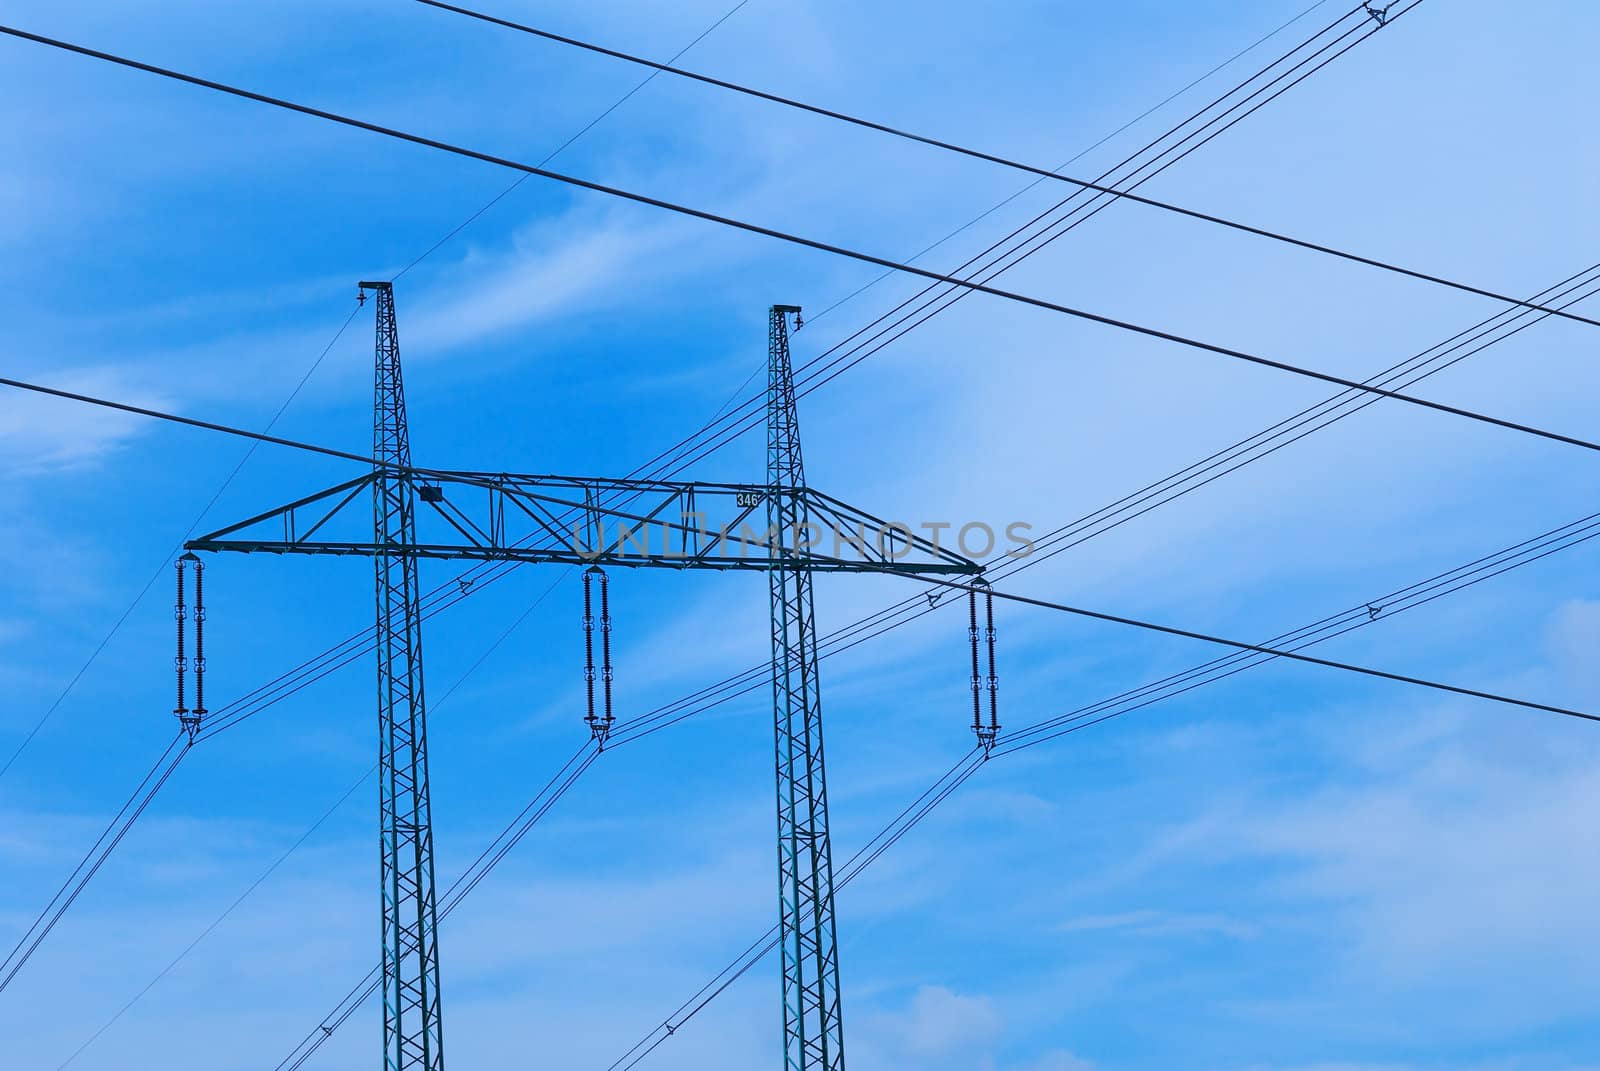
[583,569,597,730]
[967,588,981,734]
[173,558,188,718]
[192,558,207,719]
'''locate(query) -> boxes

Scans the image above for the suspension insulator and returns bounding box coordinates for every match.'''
[191,557,207,720]
[983,584,998,739]
[967,586,981,735]
[599,569,614,732]
[583,568,597,730]
[173,557,188,718]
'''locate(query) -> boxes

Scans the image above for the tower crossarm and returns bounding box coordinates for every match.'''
[186,469,980,575]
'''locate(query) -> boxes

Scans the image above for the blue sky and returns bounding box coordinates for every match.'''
[3,1,1600,1068]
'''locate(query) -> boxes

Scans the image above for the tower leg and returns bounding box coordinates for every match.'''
[367,281,446,1071]
[768,304,846,1071]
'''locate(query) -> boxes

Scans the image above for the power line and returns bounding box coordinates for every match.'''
[591,1,1392,488]
[5,20,1597,458]
[415,1,1595,334]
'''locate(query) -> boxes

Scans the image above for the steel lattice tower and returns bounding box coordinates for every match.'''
[767,304,846,1071]
[367,281,446,1071]
[190,297,979,1071]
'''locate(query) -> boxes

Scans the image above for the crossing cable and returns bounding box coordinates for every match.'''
[276,505,1600,1068]
[8,19,1599,459]
[0,374,378,466]
[0,304,362,787]
[416,1,1595,333]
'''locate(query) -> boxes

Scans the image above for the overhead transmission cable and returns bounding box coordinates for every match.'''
[11,12,1600,460]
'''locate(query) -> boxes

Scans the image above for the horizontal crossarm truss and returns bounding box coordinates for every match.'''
[186,470,980,575]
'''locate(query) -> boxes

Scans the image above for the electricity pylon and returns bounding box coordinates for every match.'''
[186,290,981,1071]
[767,305,843,1071]
[368,281,445,1071]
